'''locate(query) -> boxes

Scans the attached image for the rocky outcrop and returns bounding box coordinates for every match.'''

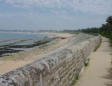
[0,34,101,86]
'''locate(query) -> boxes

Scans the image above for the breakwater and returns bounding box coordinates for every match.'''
[0,34,101,86]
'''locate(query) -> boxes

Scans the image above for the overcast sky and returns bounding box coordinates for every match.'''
[0,0,112,30]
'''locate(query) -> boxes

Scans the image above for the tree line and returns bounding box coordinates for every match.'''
[62,16,112,38]
[81,16,112,35]
[100,16,112,35]
[81,16,112,44]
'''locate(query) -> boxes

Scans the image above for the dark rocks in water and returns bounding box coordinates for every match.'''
[0,38,57,57]
[9,39,51,48]
[0,47,22,57]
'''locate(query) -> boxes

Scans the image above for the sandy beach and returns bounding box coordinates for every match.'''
[0,33,73,74]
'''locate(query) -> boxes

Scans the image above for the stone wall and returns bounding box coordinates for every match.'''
[0,35,101,86]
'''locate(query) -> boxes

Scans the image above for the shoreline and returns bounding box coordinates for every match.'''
[0,32,61,57]
[0,38,56,57]
[0,32,73,74]
[0,32,73,58]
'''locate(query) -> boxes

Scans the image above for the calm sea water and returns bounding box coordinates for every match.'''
[0,31,51,57]
[0,31,48,45]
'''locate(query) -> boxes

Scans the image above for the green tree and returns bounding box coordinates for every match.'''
[106,16,112,24]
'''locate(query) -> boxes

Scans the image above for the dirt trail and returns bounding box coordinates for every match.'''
[75,37,112,86]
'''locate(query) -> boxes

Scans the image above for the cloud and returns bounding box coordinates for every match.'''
[5,0,62,8]
[72,0,112,15]
[4,0,112,15]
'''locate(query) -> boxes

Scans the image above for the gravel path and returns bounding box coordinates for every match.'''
[75,37,112,86]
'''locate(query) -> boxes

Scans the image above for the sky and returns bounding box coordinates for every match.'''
[0,0,112,30]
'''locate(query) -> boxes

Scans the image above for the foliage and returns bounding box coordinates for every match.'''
[94,38,102,51]
[99,16,112,46]
[80,16,112,45]
[72,75,79,85]
[81,27,100,34]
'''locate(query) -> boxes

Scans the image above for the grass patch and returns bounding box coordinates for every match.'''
[85,62,89,66]
[94,38,102,52]
[72,75,79,86]
[72,59,90,86]
[100,33,112,47]
[100,33,112,64]
[85,59,90,67]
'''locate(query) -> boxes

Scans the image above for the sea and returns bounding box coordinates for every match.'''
[0,31,48,46]
[0,31,50,57]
